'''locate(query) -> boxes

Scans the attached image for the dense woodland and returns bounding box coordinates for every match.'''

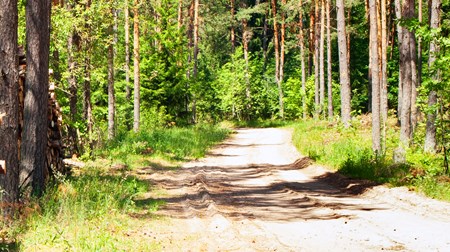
[1,0,449,214]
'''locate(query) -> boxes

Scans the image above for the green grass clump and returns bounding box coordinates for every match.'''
[95,124,231,168]
[292,118,450,201]
[17,170,162,251]
[228,119,292,128]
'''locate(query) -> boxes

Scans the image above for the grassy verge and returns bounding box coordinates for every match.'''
[8,124,231,250]
[93,124,231,169]
[292,116,450,202]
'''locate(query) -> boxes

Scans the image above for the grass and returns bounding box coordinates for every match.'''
[94,124,231,169]
[13,170,164,251]
[5,123,231,250]
[292,116,450,201]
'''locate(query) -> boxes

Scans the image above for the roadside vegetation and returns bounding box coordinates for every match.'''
[2,124,230,251]
[292,117,450,202]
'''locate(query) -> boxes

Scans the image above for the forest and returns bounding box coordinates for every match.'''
[1,0,450,248]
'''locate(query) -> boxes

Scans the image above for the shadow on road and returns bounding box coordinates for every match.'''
[136,157,385,222]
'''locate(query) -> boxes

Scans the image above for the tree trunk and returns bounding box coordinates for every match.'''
[336,0,351,127]
[314,0,320,118]
[242,18,252,112]
[280,0,287,118]
[271,0,284,118]
[108,19,115,139]
[319,0,325,117]
[133,0,140,132]
[370,0,381,153]
[20,0,51,195]
[326,0,333,119]
[0,0,20,210]
[394,0,402,123]
[67,31,79,153]
[83,54,92,148]
[299,0,307,119]
[380,0,388,151]
[309,7,315,76]
[125,0,131,102]
[399,0,416,149]
[424,0,441,153]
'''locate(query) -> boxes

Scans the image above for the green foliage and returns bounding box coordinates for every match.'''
[97,124,230,163]
[292,119,450,201]
[18,171,161,251]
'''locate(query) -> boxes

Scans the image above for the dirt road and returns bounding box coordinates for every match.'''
[142,128,450,251]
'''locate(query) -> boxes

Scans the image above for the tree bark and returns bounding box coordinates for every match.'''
[299,0,307,119]
[336,0,351,127]
[67,31,79,153]
[309,7,315,76]
[394,0,403,123]
[133,0,140,132]
[314,0,320,117]
[326,0,333,119]
[271,0,285,118]
[319,0,325,117]
[0,0,20,210]
[125,0,131,102]
[399,0,416,149]
[108,17,115,139]
[424,0,441,153]
[380,0,388,151]
[242,18,252,112]
[20,0,51,195]
[370,0,381,153]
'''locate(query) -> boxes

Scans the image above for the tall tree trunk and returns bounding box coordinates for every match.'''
[309,7,315,76]
[319,0,326,117]
[271,0,285,118]
[20,0,51,195]
[133,0,140,132]
[280,0,287,118]
[314,0,320,117]
[108,17,115,139]
[424,0,440,153]
[336,0,351,127]
[67,31,79,153]
[370,0,381,153]
[0,0,20,210]
[299,0,307,119]
[82,0,92,143]
[399,0,416,149]
[125,0,131,102]
[242,18,252,112]
[326,0,333,119]
[395,0,403,123]
[83,54,92,149]
[380,0,388,152]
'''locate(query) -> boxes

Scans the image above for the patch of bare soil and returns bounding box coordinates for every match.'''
[137,128,450,251]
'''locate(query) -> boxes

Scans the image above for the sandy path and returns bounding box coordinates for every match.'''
[141,128,450,251]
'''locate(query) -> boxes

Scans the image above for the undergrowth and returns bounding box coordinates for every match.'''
[292,117,450,202]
